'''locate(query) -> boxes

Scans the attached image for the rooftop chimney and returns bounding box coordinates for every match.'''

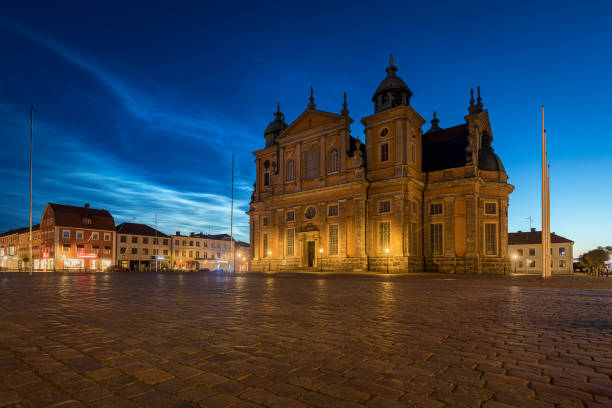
[176,231,180,236]
[531,227,536,232]
[84,203,90,208]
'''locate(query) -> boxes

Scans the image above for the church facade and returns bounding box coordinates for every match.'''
[247,58,514,274]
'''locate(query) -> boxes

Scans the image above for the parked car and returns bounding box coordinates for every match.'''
[105,265,129,272]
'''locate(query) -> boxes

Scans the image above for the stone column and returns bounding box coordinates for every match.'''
[319,136,326,185]
[339,199,348,257]
[296,143,301,191]
[444,197,455,257]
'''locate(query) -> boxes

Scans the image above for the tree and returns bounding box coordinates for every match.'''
[581,248,610,274]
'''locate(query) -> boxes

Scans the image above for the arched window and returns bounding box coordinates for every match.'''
[328,148,339,173]
[286,159,295,181]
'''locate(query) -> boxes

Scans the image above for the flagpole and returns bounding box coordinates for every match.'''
[29,106,33,275]
[230,155,235,272]
[541,106,550,279]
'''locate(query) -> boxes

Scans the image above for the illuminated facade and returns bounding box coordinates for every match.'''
[40,203,115,271]
[509,229,574,274]
[170,232,234,271]
[248,57,514,273]
[116,222,171,271]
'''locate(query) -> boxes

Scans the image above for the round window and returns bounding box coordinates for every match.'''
[380,128,389,137]
[305,206,316,219]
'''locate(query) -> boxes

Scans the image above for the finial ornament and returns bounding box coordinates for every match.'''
[430,110,441,132]
[341,92,349,116]
[475,86,484,112]
[468,88,476,114]
[308,87,316,109]
[389,54,394,66]
[276,103,280,113]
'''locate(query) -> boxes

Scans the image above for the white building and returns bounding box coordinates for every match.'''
[508,228,574,274]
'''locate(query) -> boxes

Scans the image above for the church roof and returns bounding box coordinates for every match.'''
[422,124,469,172]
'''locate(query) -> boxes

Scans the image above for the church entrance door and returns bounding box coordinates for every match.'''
[307,241,315,267]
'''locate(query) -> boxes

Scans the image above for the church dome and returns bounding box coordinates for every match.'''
[372,55,412,113]
[264,104,288,147]
[478,150,506,172]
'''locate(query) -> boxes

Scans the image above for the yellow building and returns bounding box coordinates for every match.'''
[248,57,514,273]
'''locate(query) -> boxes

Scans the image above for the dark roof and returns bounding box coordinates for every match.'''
[422,124,468,172]
[0,224,40,238]
[509,230,573,245]
[116,222,169,237]
[48,203,115,231]
[478,149,506,172]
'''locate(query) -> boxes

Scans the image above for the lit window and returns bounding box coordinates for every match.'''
[430,203,443,215]
[485,203,497,215]
[91,232,99,240]
[328,205,338,217]
[529,260,536,268]
[529,248,535,256]
[559,247,566,255]
[287,228,295,256]
[430,223,443,255]
[328,149,339,173]
[329,224,338,256]
[75,231,83,239]
[517,248,523,256]
[188,251,192,257]
[286,159,295,181]
[286,211,295,222]
[559,260,566,267]
[63,244,70,252]
[379,221,391,253]
[485,223,497,255]
[103,246,110,254]
[380,143,389,162]
[378,200,391,214]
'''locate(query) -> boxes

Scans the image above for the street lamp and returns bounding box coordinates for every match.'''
[268,250,272,272]
[385,248,390,274]
[237,253,241,272]
[319,248,324,271]
[512,254,517,274]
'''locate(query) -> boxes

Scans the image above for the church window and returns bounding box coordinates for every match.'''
[378,200,391,214]
[304,150,319,180]
[328,148,339,173]
[263,233,268,257]
[328,205,338,217]
[329,224,339,256]
[380,127,389,137]
[286,159,295,181]
[485,202,497,215]
[379,222,391,252]
[286,228,295,256]
[286,211,294,222]
[263,171,270,186]
[430,223,443,255]
[411,143,416,162]
[380,143,389,162]
[430,203,443,215]
[485,223,497,255]
[262,217,268,227]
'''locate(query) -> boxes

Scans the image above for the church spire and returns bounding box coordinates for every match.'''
[468,88,476,114]
[475,86,484,112]
[429,110,442,132]
[308,87,316,110]
[341,92,349,116]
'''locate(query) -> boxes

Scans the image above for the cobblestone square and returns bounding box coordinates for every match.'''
[0,272,611,407]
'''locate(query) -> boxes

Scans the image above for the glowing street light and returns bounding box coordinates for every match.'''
[512,254,518,274]
[385,248,390,274]
[319,248,324,271]
[268,250,272,272]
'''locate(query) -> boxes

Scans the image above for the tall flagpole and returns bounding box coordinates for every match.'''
[29,106,33,275]
[541,106,551,279]
[230,155,235,272]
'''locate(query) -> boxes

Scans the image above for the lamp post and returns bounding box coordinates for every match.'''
[512,254,517,274]
[385,248,390,274]
[237,253,241,272]
[319,248,324,271]
[268,250,271,272]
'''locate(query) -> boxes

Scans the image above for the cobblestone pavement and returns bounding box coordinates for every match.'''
[0,272,611,408]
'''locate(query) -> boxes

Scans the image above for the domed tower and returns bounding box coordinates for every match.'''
[372,55,413,113]
[264,104,288,147]
[478,130,506,173]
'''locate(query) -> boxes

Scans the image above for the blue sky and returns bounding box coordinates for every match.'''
[1,1,611,254]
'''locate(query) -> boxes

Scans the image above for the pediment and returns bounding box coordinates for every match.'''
[277,109,349,141]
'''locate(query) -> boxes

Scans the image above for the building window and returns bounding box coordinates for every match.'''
[485,223,497,255]
[305,206,316,219]
[410,222,418,255]
[518,260,523,268]
[485,202,497,215]
[131,248,137,254]
[188,251,192,257]
[559,260,566,268]
[263,170,270,186]
[517,248,523,256]
[286,211,294,222]
[91,232,99,240]
[429,203,443,215]
[175,240,179,245]
[120,236,127,243]
[175,250,179,256]
[430,223,443,255]
[132,236,138,244]
[263,233,268,257]
[262,217,268,227]
[104,233,111,241]
[204,242,208,247]
[286,159,295,181]
[163,239,168,245]
[217,252,221,258]
[328,148,339,173]
[411,143,416,162]
[120,247,126,254]
[379,221,391,253]
[195,251,199,258]
[378,200,391,214]
[329,224,339,256]
[143,248,148,255]
[304,150,318,180]
[76,231,84,239]
[163,249,168,255]
[287,228,295,256]
[529,260,536,268]
[142,237,148,244]
[63,244,70,253]
[559,247,566,255]
[529,248,535,256]
[183,240,186,246]
[328,205,338,217]
[189,241,193,246]
[196,241,200,247]
[380,127,389,137]
[412,201,417,213]
[82,218,92,225]
[380,143,389,162]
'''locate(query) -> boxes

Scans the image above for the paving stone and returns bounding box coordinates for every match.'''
[132,368,174,384]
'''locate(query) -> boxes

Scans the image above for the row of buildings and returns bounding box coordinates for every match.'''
[0,202,248,272]
[247,57,574,274]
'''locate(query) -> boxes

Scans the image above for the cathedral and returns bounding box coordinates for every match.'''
[247,57,514,273]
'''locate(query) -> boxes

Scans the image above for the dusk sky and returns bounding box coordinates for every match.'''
[1,1,611,254]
